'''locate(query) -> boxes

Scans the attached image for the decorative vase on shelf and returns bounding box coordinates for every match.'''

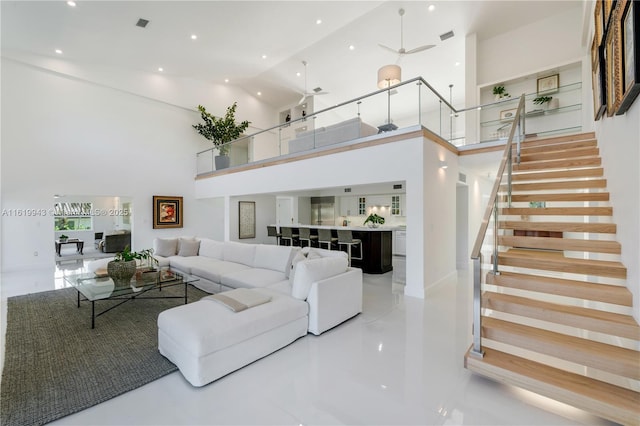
[549,98,559,110]
[215,155,230,170]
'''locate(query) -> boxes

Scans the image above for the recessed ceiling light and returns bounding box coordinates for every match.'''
[261,54,267,59]
[158,67,163,72]
[296,72,301,77]
[55,49,63,54]
[190,34,197,40]
[455,61,461,66]
[257,91,262,96]
[428,4,435,12]
[349,45,355,50]
[224,78,229,83]
[316,18,322,25]
[66,1,76,7]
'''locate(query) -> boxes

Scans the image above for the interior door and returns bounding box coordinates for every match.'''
[276,197,293,226]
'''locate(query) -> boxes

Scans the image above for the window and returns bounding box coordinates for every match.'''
[54,202,92,231]
[358,197,366,215]
[391,195,401,215]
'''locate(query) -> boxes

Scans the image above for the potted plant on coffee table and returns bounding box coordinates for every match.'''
[192,102,250,170]
[107,246,157,288]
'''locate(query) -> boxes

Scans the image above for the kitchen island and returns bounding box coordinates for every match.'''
[279,224,394,274]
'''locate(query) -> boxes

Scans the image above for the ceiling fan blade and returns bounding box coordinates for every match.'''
[405,44,435,55]
[378,43,399,54]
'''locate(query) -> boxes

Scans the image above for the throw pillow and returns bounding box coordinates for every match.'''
[288,251,307,285]
[291,256,348,300]
[153,238,178,257]
[199,238,224,259]
[178,238,200,256]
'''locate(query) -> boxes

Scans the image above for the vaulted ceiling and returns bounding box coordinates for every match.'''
[1,1,581,109]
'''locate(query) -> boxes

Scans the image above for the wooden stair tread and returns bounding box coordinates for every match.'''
[497,249,627,279]
[512,168,604,181]
[519,139,597,154]
[481,317,640,379]
[522,133,595,146]
[513,157,601,171]
[486,271,633,306]
[483,291,640,340]
[498,235,621,254]
[504,179,607,192]
[500,221,616,233]
[464,346,640,425]
[501,207,613,216]
[508,192,610,202]
[518,147,600,163]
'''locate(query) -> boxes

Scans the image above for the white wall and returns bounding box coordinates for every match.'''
[0,57,274,271]
[196,129,458,299]
[228,195,277,244]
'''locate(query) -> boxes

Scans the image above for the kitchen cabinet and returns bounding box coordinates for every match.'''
[391,195,405,216]
[339,196,359,216]
[394,230,406,256]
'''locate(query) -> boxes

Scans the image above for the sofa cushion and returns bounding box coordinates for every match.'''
[223,241,256,267]
[158,288,308,357]
[178,238,200,257]
[191,261,250,284]
[199,238,225,260]
[167,255,216,275]
[291,256,348,300]
[253,244,293,274]
[154,238,178,257]
[288,251,307,285]
[221,268,287,289]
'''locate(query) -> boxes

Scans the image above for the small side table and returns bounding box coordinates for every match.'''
[56,239,84,256]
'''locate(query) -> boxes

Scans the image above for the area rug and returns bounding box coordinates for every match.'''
[0,284,207,426]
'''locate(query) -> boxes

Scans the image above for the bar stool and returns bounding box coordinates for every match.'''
[280,226,299,246]
[298,227,318,248]
[337,230,363,266]
[267,225,281,245]
[317,228,338,250]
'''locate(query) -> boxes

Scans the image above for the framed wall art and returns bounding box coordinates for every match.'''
[617,0,640,114]
[604,0,616,32]
[592,36,607,120]
[499,108,518,121]
[537,74,559,94]
[606,3,624,116]
[153,196,183,229]
[238,201,255,239]
[595,0,604,45]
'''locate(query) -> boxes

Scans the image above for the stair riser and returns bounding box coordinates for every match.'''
[501,207,613,216]
[500,221,617,233]
[503,180,607,192]
[498,236,621,254]
[513,168,604,181]
[523,133,595,146]
[508,193,610,202]
[519,140,597,155]
[497,256,627,279]
[513,157,601,171]
[518,147,599,163]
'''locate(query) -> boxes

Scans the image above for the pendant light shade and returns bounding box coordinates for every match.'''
[377,64,401,89]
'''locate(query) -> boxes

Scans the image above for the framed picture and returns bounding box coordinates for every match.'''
[499,108,518,121]
[617,0,640,114]
[238,201,255,239]
[606,4,624,116]
[595,0,604,45]
[537,74,559,94]
[152,196,183,229]
[592,36,607,120]
[604,0,617,33]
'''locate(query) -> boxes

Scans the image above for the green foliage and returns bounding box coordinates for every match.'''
[192,103,251,156]
[363,213,385,226]
[113,245,158,266]
[533,96,553,105]
[492,86,509,97]
[59,234,69,239]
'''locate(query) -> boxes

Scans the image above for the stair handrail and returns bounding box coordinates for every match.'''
[469,94,525,358]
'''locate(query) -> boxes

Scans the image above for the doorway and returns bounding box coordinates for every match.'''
[276,197,294,227]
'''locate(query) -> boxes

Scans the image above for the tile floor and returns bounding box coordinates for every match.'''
[0,257,615,425]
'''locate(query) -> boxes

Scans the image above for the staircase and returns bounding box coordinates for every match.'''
[464,133,640,425]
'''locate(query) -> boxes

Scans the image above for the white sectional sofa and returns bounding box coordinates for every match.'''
[288,117,378,154]
[152,237,363,387]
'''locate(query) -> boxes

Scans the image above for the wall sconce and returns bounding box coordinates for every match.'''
[439,160,448,169]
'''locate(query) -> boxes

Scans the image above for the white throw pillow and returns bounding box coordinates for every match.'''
[284,247,301,279]
[288,251,307,285]
[178,238,200,256]
[254,244,293,273]
[153,238,178,257]
[291,256,348,300]
[199,238,224,259]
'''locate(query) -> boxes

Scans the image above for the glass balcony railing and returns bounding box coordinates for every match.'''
[196,77,582,176]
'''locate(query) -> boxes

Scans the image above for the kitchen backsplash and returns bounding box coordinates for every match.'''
[337,213,406,227]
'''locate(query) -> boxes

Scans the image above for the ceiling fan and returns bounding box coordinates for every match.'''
[298,60,328,105]
[379,8,435,57]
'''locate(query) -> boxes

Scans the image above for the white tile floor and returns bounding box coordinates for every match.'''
[0,257,615,425]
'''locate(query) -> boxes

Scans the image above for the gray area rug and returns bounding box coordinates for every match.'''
[1,284,207,426]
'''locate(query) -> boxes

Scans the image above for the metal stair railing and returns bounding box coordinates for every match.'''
[468,94,526,358]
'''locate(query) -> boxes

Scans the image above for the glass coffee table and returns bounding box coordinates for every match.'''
[64,267,199,328]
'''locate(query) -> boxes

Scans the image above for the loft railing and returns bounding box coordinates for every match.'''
[468,94,526,357]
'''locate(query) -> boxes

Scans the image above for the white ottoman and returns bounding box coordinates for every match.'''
[158,288,309,387]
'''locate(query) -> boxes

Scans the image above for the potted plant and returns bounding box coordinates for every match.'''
[59,234,69,242]
[492,85,509,101]
[107,246,157,288]
[533,95,553,109]
[363,213,385,228]
[192,102,250,170]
